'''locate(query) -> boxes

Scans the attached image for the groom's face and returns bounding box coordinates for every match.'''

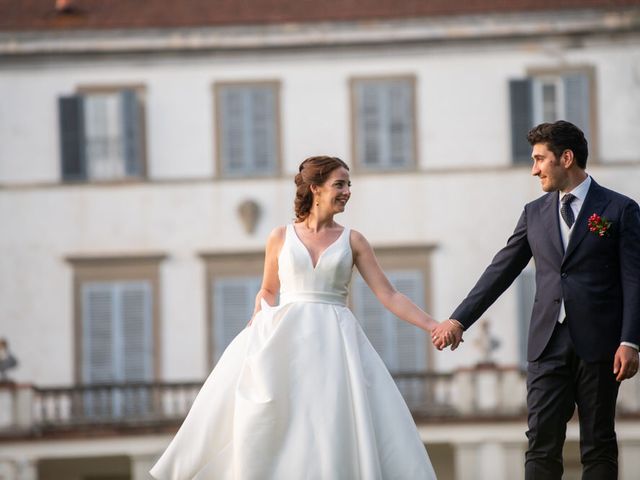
[531,143,568,192]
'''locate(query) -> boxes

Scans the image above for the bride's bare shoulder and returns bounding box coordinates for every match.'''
[348,229,371,251]
[265,225,287,250]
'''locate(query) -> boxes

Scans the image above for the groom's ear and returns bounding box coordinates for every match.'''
[561,149,575,169]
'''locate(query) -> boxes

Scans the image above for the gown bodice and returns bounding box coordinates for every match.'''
[278,224,353,306]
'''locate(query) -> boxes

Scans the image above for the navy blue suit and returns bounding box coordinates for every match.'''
[451,179,640,478]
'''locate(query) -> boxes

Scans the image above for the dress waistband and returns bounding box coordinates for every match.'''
[280,291,347,307]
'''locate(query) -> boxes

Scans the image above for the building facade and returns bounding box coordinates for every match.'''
[1,1,640,479]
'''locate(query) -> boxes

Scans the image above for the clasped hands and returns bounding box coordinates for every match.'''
[431,319,464,351]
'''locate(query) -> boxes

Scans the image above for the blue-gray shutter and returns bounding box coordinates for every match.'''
[517,269,535,368]
[357,83,383,167]
[355,80,414,169]
[213,276,261,362]
[388,81,414,167]
[564,73,591,143]
[509,79,534,164]
[82,281,153,417]
[219,86,277,177]
[120,90,143,177]
[59,95,87,180]
[353,270,427,373]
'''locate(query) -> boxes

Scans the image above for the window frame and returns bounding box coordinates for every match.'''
[213,80,283,179]
[526,66,598,163]
[349,75,419,174]
[59,84,148,183]
[67,254,164,385]
[201,252,264,365]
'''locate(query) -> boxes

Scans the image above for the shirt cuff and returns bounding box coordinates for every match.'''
[621,342,639,351]
[448,319,465,330]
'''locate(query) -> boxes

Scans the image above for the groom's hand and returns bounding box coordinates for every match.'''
[431,320,464,351]
[613,345,640,382]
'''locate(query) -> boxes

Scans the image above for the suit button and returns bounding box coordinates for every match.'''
[554,299,561,304]
[561,272,568,279]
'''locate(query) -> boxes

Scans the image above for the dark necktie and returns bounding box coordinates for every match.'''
[560,193,576,228]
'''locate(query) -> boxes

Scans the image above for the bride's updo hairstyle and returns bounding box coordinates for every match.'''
[294,156,349,222]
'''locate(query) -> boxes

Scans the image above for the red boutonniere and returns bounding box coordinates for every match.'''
[587,213,612,237]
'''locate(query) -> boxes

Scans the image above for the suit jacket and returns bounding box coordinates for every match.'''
[451,179,640,362]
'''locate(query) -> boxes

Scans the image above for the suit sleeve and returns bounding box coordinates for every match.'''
[451,207,533,330]
[619,200,640,346]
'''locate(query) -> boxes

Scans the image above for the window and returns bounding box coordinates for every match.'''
[68,255,163,418]
[212,276,262,362]
[353,270,428,373]
[509,70,593,164]
[352,77,416,170]
[58,88,146,181]
[202,253,265,364]
[215,82,280,177]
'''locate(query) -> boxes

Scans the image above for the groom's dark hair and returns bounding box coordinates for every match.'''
[527,120,589,169]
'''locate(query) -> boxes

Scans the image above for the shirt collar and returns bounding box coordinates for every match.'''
[561,175,591,203]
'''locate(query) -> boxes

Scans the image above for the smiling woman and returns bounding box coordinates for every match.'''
[150,155,442,480]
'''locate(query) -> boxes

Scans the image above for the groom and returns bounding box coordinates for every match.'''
[433,120,640,479]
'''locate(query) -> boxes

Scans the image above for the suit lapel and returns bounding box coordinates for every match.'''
[541,191,564,260]
[562,180,610,264]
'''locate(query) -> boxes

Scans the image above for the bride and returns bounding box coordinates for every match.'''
[150,156,445,479]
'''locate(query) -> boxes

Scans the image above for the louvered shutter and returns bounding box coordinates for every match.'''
[509,79,534,164]
[82,281,153,417]
[357,83,383,167]
[120,90,143,177]
[388,81,414,167]
[213,277,261,362]
[219,86,277,177]
[356,80,414,169]
[82,283,115,417]
[59,95,87,180]
[353,275,392,362]
[83,283,115,385]
[564,73,591,143]
[120,282,152,382]
[353,270,427,373]
[517,269,536,367]
[392,272,426,372]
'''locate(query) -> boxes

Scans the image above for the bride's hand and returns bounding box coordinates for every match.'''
[431,320,464,351]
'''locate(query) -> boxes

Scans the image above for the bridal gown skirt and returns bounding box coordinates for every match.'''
[150,300,436,479]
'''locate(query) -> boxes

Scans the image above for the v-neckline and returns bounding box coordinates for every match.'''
[291,224,346,270]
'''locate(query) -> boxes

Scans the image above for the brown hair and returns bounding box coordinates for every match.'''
[527,120,588,169]
[294,156,349,221]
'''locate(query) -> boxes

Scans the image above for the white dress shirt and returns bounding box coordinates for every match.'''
[556,176,638,350]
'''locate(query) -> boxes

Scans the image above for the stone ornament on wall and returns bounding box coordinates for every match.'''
[237,199,262,235]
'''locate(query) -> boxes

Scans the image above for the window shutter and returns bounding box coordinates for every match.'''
[355,80,414,170]
[564,73,591,143]
[250,88,277,173]
[353,270,427,373]
[358,83,383,167]
[388,81,414,167]
[82,283,115,384]
[353,275,392,363]
[120,282,153,382]
[120,90,143,177]
[213,277,261,362]
[392,272,426,372]
[219,86,277,177]
[59,95,87,180]
[509,79,534,164]
[517,269,535,367]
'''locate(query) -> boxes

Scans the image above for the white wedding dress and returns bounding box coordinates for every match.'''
[150,225,436,479]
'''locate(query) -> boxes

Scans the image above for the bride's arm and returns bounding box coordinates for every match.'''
[249,226,284,324]
[351,230,441,334]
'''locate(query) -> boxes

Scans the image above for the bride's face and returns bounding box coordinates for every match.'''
[315,167,351,214]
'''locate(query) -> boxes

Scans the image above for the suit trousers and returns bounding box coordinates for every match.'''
[525,320,620,480]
